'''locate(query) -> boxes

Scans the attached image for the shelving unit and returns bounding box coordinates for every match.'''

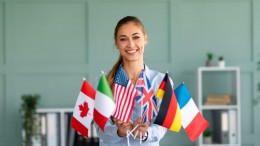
[23,108,99,146]
[197,67,241,146]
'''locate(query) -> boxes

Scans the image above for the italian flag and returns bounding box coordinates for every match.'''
[94,73,115,131]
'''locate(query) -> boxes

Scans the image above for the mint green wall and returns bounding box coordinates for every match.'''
[0,0,260,146]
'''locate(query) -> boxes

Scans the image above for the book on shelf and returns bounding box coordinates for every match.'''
[46,113,60,146]
[65,113,76,146]
[212,110,229,144]
[229,110,237,144]
[212,110,238,144]
[91,122,99,146]
[205,94,232,105]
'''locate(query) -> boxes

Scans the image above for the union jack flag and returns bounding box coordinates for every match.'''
[136,71,158,123]
[113,65,137,122]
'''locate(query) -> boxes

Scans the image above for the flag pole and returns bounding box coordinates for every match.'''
[140,96,143,145]
[127,124,139,137]
[127,131,131,146]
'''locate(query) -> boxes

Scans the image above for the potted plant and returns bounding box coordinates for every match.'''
[218,56,225,68]
[21,94,41,146]
[203,129,212,144]
[206,53,213,67]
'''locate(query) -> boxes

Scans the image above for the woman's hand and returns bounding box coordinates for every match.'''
[113,117,133,137]
[132,117,149,139]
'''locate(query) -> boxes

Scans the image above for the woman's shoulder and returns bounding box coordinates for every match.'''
[145,65,174,88]
[145,65,164,79]
[145,66,165,87]
[149,69,165,81]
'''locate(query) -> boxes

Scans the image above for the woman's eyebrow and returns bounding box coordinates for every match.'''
[119,35,127,38]
[118,33,140,38]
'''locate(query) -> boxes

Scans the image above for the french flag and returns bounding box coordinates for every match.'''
[174,83,209,142]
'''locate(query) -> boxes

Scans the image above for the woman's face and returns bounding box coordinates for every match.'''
[115,22,147,63]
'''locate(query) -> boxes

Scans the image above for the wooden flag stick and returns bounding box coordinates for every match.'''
[127,125,139,137]
[127,130,131,146]
[134,130,138,139]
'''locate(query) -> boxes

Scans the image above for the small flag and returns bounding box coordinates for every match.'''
[113,65,137,122]
[136,71,158,123]
[71,79,96,138]
[175,83,209,142]
[154,73,182,132]
[155,74,167,99]
[94,73,115,131]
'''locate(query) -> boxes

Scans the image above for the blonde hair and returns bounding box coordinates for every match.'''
[107,16,146,88]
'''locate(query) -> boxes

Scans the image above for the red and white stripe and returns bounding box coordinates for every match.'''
[113,82,137,122]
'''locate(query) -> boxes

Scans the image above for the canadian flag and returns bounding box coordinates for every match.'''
[71,79,96,138]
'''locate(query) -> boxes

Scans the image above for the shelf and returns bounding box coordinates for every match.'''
[198,66,239,72]
[197,66,241,146]
[31,108,99,146]
[201,144,240,146]
[37,108,73,113]
[201,105,238,110]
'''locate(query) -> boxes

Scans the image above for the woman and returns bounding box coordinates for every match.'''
[95,16,171,146]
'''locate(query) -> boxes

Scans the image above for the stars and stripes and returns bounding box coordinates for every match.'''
[113,65,137,122]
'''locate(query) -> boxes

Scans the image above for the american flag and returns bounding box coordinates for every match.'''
[113,65,137,122]
[136,71,158,123]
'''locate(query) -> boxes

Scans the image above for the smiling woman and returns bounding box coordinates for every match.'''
[93,16,174,146]
[116,23,147,64]
[107,16,148,87]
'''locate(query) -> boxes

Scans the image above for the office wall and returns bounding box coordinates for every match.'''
[0,0,259,145]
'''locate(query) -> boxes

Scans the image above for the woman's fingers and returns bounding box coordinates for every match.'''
[133,117,142,125]
[133,121,149,137]
[117,122,133,137]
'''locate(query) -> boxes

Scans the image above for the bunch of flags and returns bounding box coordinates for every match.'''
[154,73,209,142]
[71,73,115,138]
[71,70,208,142]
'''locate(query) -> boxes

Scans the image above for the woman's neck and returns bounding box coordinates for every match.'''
[123,61,144,85]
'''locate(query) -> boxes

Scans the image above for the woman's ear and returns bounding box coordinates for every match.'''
[114,42,119,49]
[144,33,148,46]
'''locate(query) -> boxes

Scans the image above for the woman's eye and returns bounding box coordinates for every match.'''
[133,36,140,40]
[120,38,127,41]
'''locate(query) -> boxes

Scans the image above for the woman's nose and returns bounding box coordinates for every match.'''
[127,39,135,48]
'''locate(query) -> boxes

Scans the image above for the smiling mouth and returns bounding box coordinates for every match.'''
[126,49,138,54]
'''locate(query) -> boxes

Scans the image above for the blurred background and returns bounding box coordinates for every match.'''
[0,0,259,146]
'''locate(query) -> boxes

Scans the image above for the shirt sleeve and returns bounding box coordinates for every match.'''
[143,123,167,143]
[94,118,125,144]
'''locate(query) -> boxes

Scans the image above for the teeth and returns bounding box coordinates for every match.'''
[126,50,137,53]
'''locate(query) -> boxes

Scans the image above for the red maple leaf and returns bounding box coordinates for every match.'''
[79,101,89,118]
